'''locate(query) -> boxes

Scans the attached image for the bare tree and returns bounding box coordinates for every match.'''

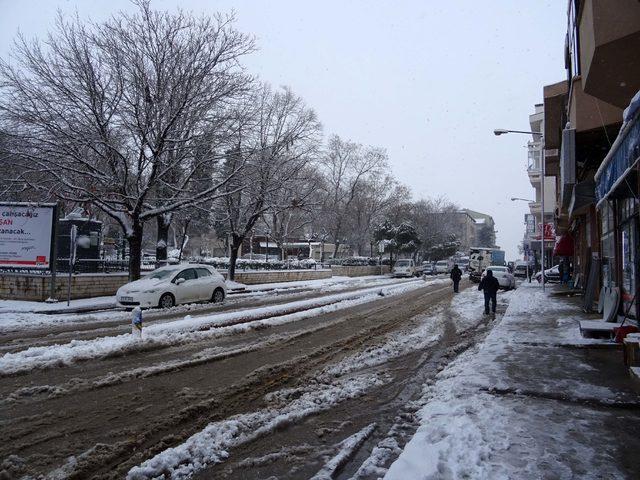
[263,163,320,261]
[0,1,254,279]
[215,84,322,280]
[345,172,402,255]
[319,135,386,257]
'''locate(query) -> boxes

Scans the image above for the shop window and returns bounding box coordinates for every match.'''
[600,202,616,288]
[619,198,638,319]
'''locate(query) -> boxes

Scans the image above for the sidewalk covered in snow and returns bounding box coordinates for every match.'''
[385,282,640,479]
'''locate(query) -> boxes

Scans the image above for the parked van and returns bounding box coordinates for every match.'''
[393,259,417,277]
[434,260,450,274]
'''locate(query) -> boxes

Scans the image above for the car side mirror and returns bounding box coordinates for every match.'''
[175,277,186,285]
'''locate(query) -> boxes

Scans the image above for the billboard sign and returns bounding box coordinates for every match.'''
[0,203,56,269]
[524,214,536,236]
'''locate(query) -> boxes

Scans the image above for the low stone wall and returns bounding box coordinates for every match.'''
[0,273,130,301]
[226,269,332,285]
[0,266,387,301]
[330,265,390,277]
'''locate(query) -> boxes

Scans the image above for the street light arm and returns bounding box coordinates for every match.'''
[511,197,535,202]
[494,128,543,137]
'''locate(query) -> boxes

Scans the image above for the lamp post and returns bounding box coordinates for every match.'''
[496,128,546,290]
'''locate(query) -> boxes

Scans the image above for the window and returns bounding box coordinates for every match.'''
[601,201,616,288]
[175,268,197,282]
[196,268,212,278]
[149,268,179,280]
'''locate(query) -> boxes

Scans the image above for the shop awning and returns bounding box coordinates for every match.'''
[568,180,595,218]
[553,233,574,257]
[595,90,640,206]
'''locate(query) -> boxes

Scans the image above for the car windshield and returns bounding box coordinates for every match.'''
[436,261,447,266]
[490,267,506,272]
[396,260,410,266]
[148,268,179,280]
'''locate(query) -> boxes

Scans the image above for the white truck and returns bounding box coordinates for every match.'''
[392,258,418,277]
[468,247,506,283]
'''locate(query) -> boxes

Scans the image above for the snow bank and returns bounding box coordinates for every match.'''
[0,280,431,375]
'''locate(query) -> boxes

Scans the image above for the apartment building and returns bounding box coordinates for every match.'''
[524,104,558,270]
[540,0,640,318]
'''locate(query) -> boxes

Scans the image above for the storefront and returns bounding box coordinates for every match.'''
[595,97,640,320]
[567,181,598,290]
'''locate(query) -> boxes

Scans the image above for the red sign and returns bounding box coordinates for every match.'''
[533,223,555,241]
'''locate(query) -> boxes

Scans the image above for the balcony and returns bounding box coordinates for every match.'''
[528,201,541,215]
[578,0,640,109]
[527,141,542,187]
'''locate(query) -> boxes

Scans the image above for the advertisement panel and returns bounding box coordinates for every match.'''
[0,203,56,269]
[533,222,555,241]
[524,214,536,236]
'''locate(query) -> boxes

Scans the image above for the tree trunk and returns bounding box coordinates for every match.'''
[127,222,144,281]
[177,220,190,263]
[156,214,171,267]
[228,235,242,281]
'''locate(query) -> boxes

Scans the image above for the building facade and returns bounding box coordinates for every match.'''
[527,0,640,319]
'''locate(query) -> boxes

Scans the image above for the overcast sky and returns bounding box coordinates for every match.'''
[0,0,567,260]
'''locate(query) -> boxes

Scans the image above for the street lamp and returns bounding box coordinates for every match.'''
[496,128,546,290]
[510,197,535,202]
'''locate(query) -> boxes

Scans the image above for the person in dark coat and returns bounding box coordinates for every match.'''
[450,264,463,293]
[478,269,500,315]
[558,261,566,284]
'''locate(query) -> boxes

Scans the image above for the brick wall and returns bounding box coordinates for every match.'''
[0,266,387,301]
[227,269,332,285]
[0,273,130,301]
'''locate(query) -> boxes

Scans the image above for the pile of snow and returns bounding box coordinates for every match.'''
[127,374,387,479]
[0,280,429,375]
[310,423,377,480]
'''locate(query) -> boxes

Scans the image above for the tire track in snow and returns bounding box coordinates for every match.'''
[0,280,436,376]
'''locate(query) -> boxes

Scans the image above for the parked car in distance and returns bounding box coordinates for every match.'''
[513,262,532,278]
[454,256,470,272]
[422,261,435,275]
[393,259,417,277]
[535,265,561,283]
[116,264,227,309]
[434,260,450,274]
[481,265,516,290]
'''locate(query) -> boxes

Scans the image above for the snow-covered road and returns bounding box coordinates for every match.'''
[0,276,507,480]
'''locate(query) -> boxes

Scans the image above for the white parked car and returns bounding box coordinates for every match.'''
[434,260,450,274]
[534,265,561,283]
[481,265,516,290]
[116,264,227,309]
[393,259,417,277]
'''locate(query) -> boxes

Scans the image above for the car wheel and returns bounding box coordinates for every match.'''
[212,288,225,303]
[159,293,175,309]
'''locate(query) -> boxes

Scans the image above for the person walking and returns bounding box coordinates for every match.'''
[450,264,463,293]
[478,269,500,315]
